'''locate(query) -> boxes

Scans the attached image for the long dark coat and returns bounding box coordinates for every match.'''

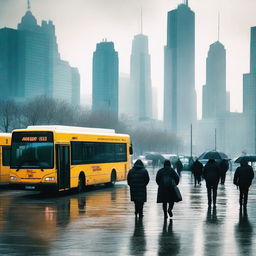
[219,159,229,175]
[156,167,179,203]
[127,162,150,202]
[233,163,254,188]
[203,160,221,185]
[191,160,203,177]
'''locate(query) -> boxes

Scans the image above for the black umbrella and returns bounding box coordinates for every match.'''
[145,153,165,162]
[198,151,229,160]
[235,155,256,163]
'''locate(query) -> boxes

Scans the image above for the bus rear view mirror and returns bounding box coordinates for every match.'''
[129,145,133,155]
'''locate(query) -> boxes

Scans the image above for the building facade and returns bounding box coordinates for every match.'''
[0,8,80,105]
[130,34,152,121]
[164,3,197,137]
[92,41,119,120]
[202,41,228,119]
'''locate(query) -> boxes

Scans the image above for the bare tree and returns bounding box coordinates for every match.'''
[0,99,19,132]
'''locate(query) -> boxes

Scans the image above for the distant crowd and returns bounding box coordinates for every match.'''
[127,158,254,219]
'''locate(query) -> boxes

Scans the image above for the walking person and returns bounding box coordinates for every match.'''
[219,159,229,185]
[127,159,150,218]
[233,159,254,209]
[191,159,203,187]
[156,160,180,219]
[203,159,221,207]
[175,158,183,176]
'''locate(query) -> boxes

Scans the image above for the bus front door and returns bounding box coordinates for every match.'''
[57,145,70,190]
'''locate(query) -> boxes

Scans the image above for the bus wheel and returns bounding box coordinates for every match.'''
[107,170,116,187]
[78,173,86,192]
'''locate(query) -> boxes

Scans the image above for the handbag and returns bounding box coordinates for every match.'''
[173,184,182,202]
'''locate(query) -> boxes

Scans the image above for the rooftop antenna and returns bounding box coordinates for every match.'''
[218,12,220,41]
[27,0,31,10]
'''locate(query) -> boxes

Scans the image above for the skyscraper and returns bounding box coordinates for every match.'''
[0,4,80,105]
[130,34,152,120]
[202,41,227,119]
[164,2,197,136]
[92,41,119,120]
[243,26,256,153]
[243,26,256,116]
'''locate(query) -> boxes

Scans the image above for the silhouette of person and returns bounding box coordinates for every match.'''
[203,159,221,207]
[219,159,229,185]
[127,159,150,218]
[191,159,203,187]
[233,159,254,209]
[175,158,183,176]
[156,160,180,219]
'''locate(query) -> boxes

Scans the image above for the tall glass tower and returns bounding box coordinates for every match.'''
[0,3,80,105]
[92,41,119,120]
[202,41,227,119]
[130,34,152,120]
[164,2,197,136]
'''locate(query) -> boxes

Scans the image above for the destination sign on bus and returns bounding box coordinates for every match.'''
[21,136,48,142]
[12,132,53,143]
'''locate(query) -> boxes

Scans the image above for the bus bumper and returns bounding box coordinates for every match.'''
[9,182,58,191]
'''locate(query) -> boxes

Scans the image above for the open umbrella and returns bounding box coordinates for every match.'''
[145,153,165,162]
[235,155,256,163]
[198,150,228,160]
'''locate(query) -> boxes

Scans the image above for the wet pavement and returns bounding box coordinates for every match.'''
[0,169,256,255]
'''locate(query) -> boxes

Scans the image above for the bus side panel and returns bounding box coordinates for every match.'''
[0,147,2,183]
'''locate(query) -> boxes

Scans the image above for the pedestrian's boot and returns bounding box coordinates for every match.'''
[164,210,168,219]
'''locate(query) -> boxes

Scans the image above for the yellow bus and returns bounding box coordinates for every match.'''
[0,133,11,184]
[9,126,132,192]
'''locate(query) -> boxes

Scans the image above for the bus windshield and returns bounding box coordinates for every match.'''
[11,132,54,169]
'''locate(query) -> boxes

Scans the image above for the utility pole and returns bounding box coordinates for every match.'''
[190,123,193,157]
[214,128,217,151]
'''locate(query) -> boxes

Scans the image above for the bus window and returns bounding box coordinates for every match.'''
[11,142,54,169]
[2,146,10,166]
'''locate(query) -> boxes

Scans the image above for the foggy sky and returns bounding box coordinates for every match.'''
[0,0,255,119]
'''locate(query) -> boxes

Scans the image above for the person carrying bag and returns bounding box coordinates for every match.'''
[156,160,181,219]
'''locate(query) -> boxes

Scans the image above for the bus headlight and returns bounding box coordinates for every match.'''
[45,177,55,182]
[10,176,17,181]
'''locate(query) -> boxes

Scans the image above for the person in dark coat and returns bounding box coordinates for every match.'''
[233,159,254,209]
[219,159,229,185]
[191,159,203,187]
[175,159,183,176]
[203,159,221,207]
[127,159,150,218]
[156,160,180,219]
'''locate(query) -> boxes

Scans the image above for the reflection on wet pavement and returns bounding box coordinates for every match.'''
[0,169,256,255]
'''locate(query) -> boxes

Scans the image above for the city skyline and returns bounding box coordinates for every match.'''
[0,0,255,118]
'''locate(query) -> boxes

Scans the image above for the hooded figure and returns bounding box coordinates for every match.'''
[233,159,254,208]
[191,159,203,187]
[219,159,229,185]
[203,159,221,206]
[156,160,180,219]
[127,159,150,218]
